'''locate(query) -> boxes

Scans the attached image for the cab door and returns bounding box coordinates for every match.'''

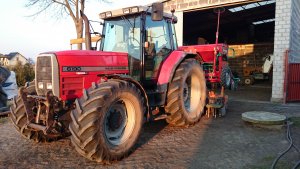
[143,15,174,87]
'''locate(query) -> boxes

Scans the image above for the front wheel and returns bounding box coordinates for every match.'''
[69,80,145,163]
[165,58,207,126]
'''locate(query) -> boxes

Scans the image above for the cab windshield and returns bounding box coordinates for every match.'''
[101,15,142,80]
[101,15,141,60]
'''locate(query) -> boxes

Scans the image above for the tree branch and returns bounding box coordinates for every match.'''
[25,0,41,7]
[26,1,54,17]
[51,0,66,7]
[69,0,76,5]
[64,0,76,22]
[80,0,85,13]
[76,0,79,19]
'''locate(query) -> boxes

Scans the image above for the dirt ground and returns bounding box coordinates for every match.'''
[1,83,300,169]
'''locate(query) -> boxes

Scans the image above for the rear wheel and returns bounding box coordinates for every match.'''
[69,80,144,163]
[165,59,207,126]
[220,64,232,88]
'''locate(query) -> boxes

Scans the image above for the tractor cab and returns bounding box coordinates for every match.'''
[99,4,178,87]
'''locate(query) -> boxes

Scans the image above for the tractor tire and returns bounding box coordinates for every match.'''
[69,79,145,163]
[220,64,232,88]
[165,58,206,126]
[9,81,54,142]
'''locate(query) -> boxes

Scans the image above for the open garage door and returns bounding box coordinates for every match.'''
[182,0,275,101]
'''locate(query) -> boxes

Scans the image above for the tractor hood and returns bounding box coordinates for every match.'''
[36,50,129,100]
[51,50,129,71]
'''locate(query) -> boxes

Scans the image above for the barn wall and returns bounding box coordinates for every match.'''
[272,0,292,102]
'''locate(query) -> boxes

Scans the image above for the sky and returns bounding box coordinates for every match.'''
[0,0,157,60]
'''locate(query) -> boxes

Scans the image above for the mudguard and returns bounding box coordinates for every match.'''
[157,50,200,86]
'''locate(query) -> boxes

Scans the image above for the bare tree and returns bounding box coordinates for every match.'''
[26,0,90,49]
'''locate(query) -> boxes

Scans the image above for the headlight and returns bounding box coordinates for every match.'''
[38,82,44,89]
[46,82,52,90]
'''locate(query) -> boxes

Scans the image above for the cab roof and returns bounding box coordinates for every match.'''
[99,5,175,20]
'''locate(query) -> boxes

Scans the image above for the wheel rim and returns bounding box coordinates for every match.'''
[245,78,251,85]
[183,71,202,115]
[104,98,136,146]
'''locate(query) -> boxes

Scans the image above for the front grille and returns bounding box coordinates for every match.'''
[36,55,52,96]
[61,77,83,99]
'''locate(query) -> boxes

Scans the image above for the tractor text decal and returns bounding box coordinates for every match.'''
[62,66,128,72]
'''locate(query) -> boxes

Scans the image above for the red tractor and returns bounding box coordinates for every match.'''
[9,3,232,163]
[179,7,236,90]
[179,44,235,89]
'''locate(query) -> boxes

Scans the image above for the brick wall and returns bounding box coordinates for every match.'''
[228,43,273,78]
[272,0,292,102]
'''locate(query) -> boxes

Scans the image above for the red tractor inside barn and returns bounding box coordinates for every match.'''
[179,44,235,89]
[9,3,234,163]
[179,7,236,90]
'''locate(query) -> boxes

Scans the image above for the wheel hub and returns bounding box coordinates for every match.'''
[183,73,202,114]
[106,102,126,133]
[108,109,124,131]
[183,82,189,103]
[104,99,136,146]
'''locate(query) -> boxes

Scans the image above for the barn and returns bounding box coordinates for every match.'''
[163,0,300,102]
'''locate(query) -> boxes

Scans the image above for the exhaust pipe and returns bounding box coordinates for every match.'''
[80,10,91,50]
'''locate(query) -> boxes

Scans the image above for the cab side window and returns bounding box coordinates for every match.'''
[144,16,172,80]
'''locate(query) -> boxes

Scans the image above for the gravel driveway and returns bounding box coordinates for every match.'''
[1,99,300,169]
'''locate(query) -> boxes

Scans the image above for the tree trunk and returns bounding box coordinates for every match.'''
[75,19,83,50]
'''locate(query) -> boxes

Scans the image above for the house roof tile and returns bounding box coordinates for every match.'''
[5,52,19,60]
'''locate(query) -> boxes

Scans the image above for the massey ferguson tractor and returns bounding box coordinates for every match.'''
[9,3,234,163]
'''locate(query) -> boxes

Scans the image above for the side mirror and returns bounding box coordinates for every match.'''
[151,2,163,21]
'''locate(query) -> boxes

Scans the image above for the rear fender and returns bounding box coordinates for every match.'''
[157,51,202,86]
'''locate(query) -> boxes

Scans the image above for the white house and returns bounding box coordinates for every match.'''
[0,52,28,66]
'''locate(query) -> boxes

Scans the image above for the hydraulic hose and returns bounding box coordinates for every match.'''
[270,120,300,169]
[292,160,300,169]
